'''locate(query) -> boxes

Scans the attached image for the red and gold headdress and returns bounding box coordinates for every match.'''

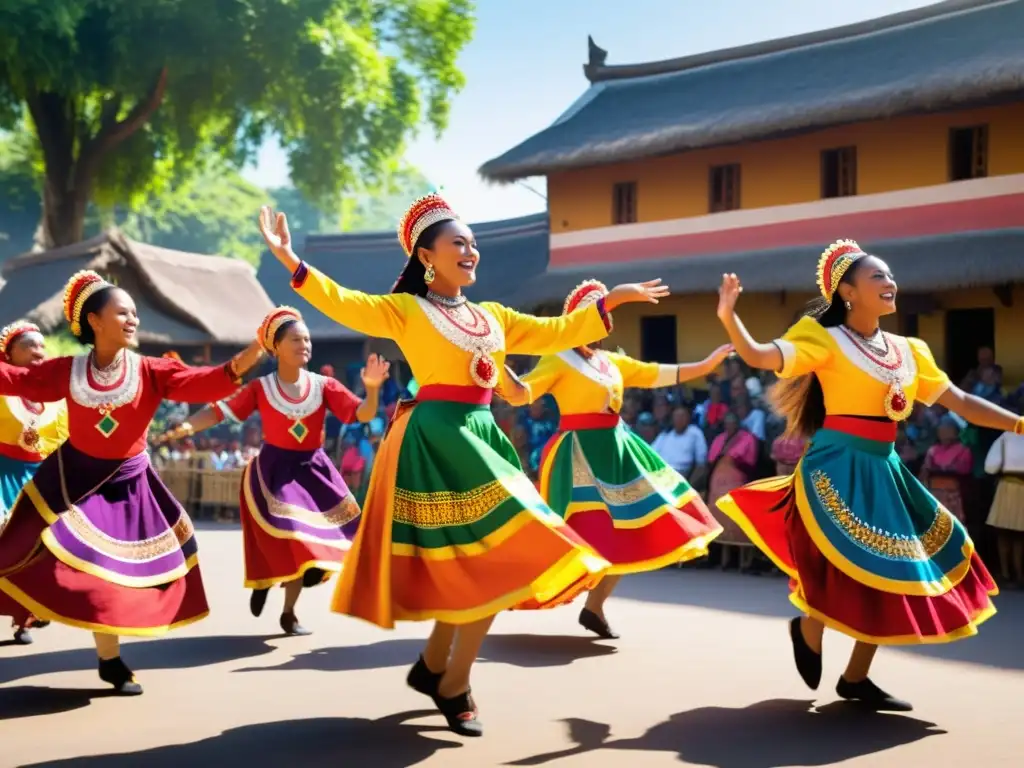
[563,279,613,332]
[816,239,867,304]
[63,270,113,337]
[397,193,459,257]
[258,306,303,353]
[0,320,41,361]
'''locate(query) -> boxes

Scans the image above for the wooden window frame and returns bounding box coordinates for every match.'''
[612,181,638,225]
[709,164,741,213]
[820,146,857,198]
[948,125,988,181]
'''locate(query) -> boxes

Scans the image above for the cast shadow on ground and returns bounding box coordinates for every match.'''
[0,685,117,721]
[506,698,945,768]
[618,570,1024,671]
[0,634,278,686]
[235,633,617,675]
[21,711,459,768]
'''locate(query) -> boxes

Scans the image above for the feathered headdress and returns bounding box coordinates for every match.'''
[396,193,459,258]
[816,239,867,304]
[63,270,113,337]
[258,306,303,353]
[0,320,41,361]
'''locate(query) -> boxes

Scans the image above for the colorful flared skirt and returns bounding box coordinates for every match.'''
[0,443,209,636]
[1,453,39,528]
[330,386,610,628]
[240,444,360,589]
[716,416,997,645]
[536,413,721,576]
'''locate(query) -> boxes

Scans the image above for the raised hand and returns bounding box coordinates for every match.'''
[606,279,671,310]
[717,273,743,320]
[258,206,299,270]
[702,343,735,374]
[360,354,391,389]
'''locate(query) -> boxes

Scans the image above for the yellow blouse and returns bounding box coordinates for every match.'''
[294,266,610,387]
[774,316,950,417]
[0,396,68,459]
[520,351,678,415]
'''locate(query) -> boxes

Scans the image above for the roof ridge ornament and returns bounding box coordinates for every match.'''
[584,36,608,81]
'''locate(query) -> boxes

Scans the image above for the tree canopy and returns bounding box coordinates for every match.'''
[0,0,475,247]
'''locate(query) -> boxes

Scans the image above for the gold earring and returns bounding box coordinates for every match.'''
[844,300,852,311]
[424,264,435,284]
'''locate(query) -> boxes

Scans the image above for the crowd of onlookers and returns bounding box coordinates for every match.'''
[152,347,1024,588]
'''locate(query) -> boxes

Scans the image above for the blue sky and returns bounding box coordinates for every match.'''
[245,0,934,224]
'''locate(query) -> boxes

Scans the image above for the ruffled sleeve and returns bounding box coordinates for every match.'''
[773,316,834,379]
[907,337,951,406]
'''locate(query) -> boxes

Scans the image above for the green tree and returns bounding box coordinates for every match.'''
[341,164,433,232]
[0,1,475,248]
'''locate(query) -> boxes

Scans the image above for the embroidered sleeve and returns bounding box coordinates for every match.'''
[149,356,239,404]
[213,380,259,423]
[517,355,565,403]
[605,352,670,389]
[323,376,361,423]
[906,337,950,406]
[484,300,610,356]
[774,316,834,379]
[291,263,409,341]
[0,358,70,402]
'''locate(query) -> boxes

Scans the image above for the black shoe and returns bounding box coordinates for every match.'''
[579,608,619,640]
[13,627,33,645]
[789,617,821,690]
[836,677,913,712]
[250,588,269,617]
[280,612,312,636]
[302,568,326,588]
[406,655,444,698]
[98,657,144,695]
[433,689,483,737]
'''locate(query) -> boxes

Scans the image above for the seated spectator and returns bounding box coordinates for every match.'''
[971,365,1005,407]
[733,394,766,442]
[920,416,973,523]
[960,346,1002,392]
[340,432,367,492]
[634,411,661,444]
[707,413,760,572]
[652,406,708,486]
[696,384,728,432]
[770,433,805,476]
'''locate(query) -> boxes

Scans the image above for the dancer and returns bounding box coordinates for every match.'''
[498,280,730,638]
[715,240,1020,711]
[0,321,67,644]
[259,195,668,736]
[158,307,389,635]
[0,271,263,694]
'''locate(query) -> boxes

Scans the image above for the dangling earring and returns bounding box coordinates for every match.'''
[844,300,852,311]
[424,264,436,284]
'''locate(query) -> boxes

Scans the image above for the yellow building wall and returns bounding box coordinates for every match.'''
[610,287,1024,387]
[548,103,1024,232]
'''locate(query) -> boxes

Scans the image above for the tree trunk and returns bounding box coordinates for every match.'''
[37,173,92,250]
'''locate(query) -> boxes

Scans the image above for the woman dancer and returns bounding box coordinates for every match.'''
[159,307,388,635]
[715,240,1020,710]
[0,321,67,644]
[499,280,729,637]
[0,271,263,694]
[260,195,668,736]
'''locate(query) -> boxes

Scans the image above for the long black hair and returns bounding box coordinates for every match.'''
[767,259,864,439]
[73,286,117,346]
[391,220,452,297]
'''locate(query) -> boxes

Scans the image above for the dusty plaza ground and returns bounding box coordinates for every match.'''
[1,525,1021,767]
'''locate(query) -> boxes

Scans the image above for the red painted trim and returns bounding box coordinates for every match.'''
[416,384,493,405]
[559,413,621,431]
[551,193,1024,267]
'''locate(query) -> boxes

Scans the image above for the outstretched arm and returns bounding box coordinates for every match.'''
[495,365,532,407]
[157,406,225,444]
[716,274,783,371]
[938,385,1022,434]
[354,355,389,423]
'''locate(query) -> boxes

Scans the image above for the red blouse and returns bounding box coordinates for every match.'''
[0,353,239,459]
[213,371,360,450]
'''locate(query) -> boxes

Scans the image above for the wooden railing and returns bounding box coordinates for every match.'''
[156,455,244,521]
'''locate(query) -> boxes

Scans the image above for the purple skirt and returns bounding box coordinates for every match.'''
[240,444,360,589]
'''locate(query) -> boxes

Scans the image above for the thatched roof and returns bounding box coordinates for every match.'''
[0,230,274,345]
[504,228,1024,308]
[257,213,550,341]
[480,0,1024,181]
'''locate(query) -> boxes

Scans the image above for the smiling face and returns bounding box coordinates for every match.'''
[88,288,139,349]
[8,331,46,367]
[417,220,480,291]
[837,255,898,318]
[274,320,312,369]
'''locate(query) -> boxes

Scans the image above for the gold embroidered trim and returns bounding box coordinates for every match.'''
[570,439,681,506]
[61,506,194,562]
[254,459,360,528]
[392,478,528,528]
[809,469,954,561]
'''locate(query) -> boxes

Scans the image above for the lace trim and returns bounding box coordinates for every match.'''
[414,297,505,356]
[69,351,141,411]
[3,396,61,430]
[258,371,324,420]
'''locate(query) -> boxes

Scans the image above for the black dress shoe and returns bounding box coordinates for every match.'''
[250,588,269,617]
[579,608,619,639]
[836,677,913,712]
[280,612,312,636]
[98,657,144,695]
[13,627,33,645]
[789,617,822,690]
[302,568,326,588]
[433,689,483,737]
[406,655,443,698]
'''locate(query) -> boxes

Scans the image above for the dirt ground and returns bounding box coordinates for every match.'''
[1,525,1021,767]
